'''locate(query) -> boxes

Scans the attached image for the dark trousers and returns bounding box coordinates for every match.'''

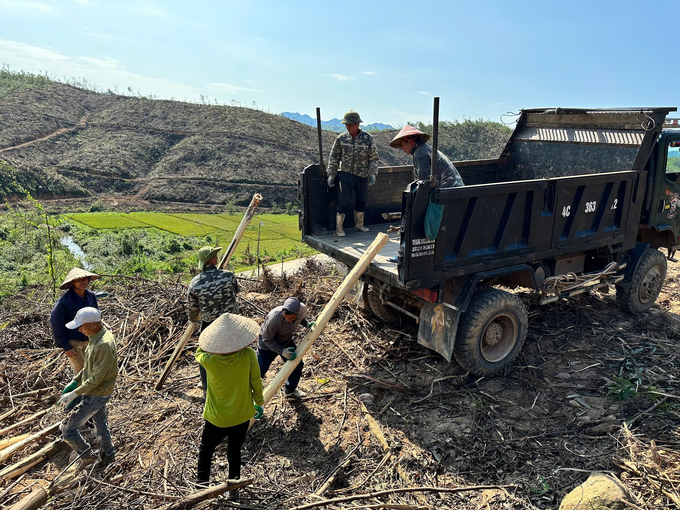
[257,347,304,394]
[337,172,368,215]
[197,419,249,482]
[198,320,213,389]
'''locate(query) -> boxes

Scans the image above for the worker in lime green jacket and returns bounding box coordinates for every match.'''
[195,313,264,500]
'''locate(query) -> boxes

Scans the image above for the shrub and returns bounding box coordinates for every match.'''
[89,200,105,212]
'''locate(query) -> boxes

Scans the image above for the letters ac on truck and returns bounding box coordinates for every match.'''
[298,107,680,376]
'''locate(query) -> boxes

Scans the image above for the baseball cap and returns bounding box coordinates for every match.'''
[66,307,102,329]
[282,297,301,315]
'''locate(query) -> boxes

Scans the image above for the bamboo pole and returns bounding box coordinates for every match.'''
[154,193,263,391]
[0,434,30,452]
[0,440,64,481]
[0,422,60,464]
[252,233,389,425]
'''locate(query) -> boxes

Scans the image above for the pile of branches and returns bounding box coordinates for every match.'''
[1,260,679,509]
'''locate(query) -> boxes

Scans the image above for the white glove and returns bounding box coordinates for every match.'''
[281,347,297,360]
[327,176,335,188]
[58,390,78,408]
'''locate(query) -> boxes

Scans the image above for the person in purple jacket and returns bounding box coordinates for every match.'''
[50,268,100,373]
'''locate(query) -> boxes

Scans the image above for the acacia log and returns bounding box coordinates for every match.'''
[0,440,64,480]
[0,410,49,437]
[0,434,30,452]
[0,422,60,464]
[155,478,253,510]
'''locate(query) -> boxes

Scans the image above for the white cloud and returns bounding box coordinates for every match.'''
[82,29,111,39]
[418,91,429,95]
[0,0,55,14]
[362,71,376,75]
[206,82,266,93]
[320,73,349,81]
[0,39,202,99]
[73,0,90,3]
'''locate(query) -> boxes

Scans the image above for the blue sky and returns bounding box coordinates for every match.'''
[0,0,677,126]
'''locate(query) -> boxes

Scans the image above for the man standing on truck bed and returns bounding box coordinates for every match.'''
[389,125,464,188]
[327,110,380,237]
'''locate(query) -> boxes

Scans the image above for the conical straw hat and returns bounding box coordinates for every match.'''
[389,125,431,148]
[60,267,100,290]
[199,313,260,354]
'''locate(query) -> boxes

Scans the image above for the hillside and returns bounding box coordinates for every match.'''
[0,74,511,209]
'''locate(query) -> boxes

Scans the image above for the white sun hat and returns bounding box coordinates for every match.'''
[66,307,102,329]
[198,313,260,354]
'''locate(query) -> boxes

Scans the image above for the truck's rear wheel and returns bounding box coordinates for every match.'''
[616,248,667,314]
[454,287,528,376]
[365,286,400,325]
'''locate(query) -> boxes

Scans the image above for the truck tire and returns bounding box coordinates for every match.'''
[365,286,400,325]
[616,248,667,314]
[454,287,528,376]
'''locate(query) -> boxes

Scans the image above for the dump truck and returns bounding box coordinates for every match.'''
[298,107,680,376]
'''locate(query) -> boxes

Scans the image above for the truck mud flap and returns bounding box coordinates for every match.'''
[417,302,460,362]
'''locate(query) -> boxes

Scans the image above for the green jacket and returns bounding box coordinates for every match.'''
[74,327,118,397]
[195,347,264,428]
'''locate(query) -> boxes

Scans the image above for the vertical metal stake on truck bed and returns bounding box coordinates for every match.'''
[431,97,440,184]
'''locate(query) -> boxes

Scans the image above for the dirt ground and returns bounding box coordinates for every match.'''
[0,257,679,509]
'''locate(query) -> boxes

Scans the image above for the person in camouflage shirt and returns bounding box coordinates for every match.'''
[187,246,240,391]
[327,110,380,237]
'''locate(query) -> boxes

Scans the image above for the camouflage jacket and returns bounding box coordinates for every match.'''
[412,143,465,188]
[327,130,379,179]
[187,265,239,323]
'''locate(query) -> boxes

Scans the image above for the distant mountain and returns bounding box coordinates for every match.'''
[281,112,393,132]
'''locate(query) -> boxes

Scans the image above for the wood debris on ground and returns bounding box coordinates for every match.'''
[0,257,679,509]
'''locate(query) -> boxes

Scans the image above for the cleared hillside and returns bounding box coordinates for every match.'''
[0,77,511,208]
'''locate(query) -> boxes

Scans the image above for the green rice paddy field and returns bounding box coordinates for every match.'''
[67,212,316,270]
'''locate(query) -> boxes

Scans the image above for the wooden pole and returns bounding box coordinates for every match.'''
[154,478,253,510]
[0,434,30,452]
[154,193,262,391]
[0,409,49,437]
[430,97,440,185]
[252,233,389,425]
[0,422,59,464]
[0,440,64,481]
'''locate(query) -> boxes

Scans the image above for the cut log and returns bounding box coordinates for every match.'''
[0,440,65,481]
[253,233,389,425]
[0,422,60,464]
[0,434,30,452]
[155,193,262,391]
[154,478,253,510]
[0,409,49,437]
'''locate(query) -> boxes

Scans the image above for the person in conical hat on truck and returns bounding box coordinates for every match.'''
[195,313,264,500]
[389,125,464,189]
[187,246,240,393]
[326,110,380,237]
[50,268,100,374]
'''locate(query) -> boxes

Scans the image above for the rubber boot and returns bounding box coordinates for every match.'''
[335,213,346,237]
[354,211,369,232]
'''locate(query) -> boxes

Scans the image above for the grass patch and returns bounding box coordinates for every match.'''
[68,213,150,229]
